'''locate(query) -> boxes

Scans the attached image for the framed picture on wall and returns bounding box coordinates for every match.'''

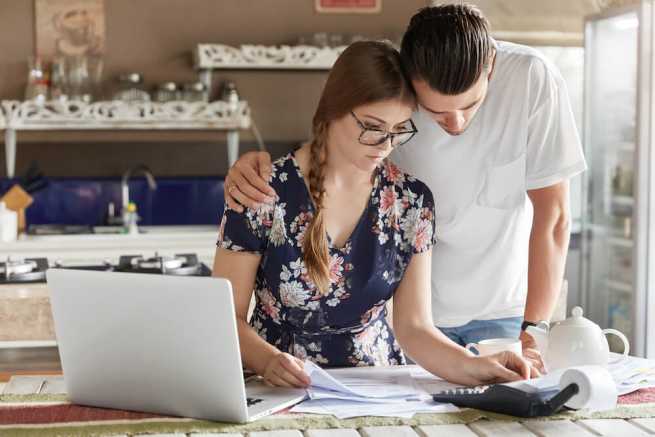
[35,0,105,59]
[315,0,382,14]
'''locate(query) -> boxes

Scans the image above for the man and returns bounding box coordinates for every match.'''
[222,4,586,362]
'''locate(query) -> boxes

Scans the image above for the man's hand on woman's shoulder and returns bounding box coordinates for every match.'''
[225,151,276,212]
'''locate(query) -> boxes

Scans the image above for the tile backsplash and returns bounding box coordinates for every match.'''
[0,177,225,227]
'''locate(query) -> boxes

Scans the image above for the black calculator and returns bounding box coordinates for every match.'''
[432,383,579,417]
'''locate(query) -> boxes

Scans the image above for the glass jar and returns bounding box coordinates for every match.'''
[66,55,92,102]
[113,73,150,102]
[153,82,180,102]
[49,57,68,102]
[181,81,208,103]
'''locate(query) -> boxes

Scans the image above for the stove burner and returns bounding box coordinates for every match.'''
[0,258,49,283]
[130,254,185,271]
[117,253,209,276]
[0,253,211,284]
[53,259,115,272]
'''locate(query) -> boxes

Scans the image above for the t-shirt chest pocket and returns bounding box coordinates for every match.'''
[476,153,527,210]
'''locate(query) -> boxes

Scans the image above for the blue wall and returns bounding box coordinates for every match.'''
[0,177,225,226]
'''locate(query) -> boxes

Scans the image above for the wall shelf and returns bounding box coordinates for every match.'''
[606,279,633,294]
[195,43,345,70]
[0,100,251,178]
[612,195,635,207]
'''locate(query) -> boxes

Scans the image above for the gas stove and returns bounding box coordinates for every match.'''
[0,253,212,284]
[116,253,211,276]
[0,258,50,284]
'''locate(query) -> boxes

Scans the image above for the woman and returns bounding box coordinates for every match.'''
[213,41,532,388]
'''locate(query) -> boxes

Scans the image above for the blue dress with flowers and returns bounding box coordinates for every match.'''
[217,152,436,367]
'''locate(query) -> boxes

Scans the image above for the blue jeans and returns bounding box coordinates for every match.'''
[438,317,523,348]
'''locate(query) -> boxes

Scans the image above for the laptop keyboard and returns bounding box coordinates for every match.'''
[247,397,264,407]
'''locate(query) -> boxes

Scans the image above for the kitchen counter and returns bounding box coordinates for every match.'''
[0,284,54,342]
[1,225,219,265]
[0,225,220,345]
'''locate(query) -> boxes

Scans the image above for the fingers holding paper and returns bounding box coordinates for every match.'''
[263,352,311,388]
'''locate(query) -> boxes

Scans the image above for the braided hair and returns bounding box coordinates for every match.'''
[302,40,416,294]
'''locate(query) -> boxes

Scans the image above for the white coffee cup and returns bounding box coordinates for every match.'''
[465,338,523,357]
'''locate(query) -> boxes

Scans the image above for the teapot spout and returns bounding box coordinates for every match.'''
[525,324,549,355]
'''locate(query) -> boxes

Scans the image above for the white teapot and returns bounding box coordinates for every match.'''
[526,306,630,371]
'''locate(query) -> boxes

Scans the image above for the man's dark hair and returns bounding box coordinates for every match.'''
[400,3,493,95]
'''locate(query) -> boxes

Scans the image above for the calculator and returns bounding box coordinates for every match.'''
[432,383,579,417]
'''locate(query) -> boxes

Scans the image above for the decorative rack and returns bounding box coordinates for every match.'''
[1,43,343,178]
[0,100,251,178]
[194,44,345,70]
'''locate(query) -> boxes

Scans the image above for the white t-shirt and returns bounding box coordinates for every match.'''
[391,41,587,327]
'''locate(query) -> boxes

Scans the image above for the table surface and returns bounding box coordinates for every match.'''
[1,380,654,437]
[0,419,652,436]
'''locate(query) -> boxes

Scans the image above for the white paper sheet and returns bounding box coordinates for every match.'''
[290,397,459,419]
[409,366,462,395]
[304,361,422,399]
[505,355,655,394]
[295,361,457,418]
[502,355,655,410]
[613,357,655,396]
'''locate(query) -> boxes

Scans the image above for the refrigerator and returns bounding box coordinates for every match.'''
[581,1,655,358]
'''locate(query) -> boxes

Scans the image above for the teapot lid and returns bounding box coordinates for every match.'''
[556,306,599,329]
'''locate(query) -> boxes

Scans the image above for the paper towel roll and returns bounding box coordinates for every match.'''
[558,365,617,411]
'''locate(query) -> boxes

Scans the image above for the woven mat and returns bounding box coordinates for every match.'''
[1,389,654,437]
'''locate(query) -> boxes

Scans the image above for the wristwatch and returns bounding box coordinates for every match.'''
[521,320,538,332]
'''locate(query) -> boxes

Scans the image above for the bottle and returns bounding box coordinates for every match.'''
[221,81,240,114]
[124,202,140,235]
[25,56,49,103]
[0,202,18,243]
[612,165,622,194]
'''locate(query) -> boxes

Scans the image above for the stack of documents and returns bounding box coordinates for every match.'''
[608,354,655,395]
[505,353,655,397]
[290,361,459,419]
[291,354,655,419]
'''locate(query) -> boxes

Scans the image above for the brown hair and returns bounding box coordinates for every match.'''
[303,40,416,294]
[400,3,493,95]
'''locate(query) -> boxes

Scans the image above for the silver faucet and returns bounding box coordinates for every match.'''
[121,164,157,224]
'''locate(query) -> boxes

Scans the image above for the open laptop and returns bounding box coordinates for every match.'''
[46,269,306,423]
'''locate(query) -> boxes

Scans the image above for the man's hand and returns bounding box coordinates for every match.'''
[520,330,546,375]
[224,151,276,212]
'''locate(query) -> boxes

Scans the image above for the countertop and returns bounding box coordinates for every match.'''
[1,225,219,263]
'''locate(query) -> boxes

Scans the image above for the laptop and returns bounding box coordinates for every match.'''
[46,269,307,423]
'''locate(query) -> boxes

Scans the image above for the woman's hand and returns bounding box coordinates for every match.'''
[262,352,311,388]
[224,151,276,212]
[461,351,538,386]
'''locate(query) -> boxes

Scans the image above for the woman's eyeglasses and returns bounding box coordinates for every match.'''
[351,111,418,147]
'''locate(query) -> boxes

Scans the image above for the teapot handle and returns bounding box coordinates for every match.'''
[603,328,630,362]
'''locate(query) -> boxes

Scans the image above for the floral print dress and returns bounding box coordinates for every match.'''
[217,152,436,367]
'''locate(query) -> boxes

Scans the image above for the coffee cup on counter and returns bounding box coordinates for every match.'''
[465,338,523,357]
